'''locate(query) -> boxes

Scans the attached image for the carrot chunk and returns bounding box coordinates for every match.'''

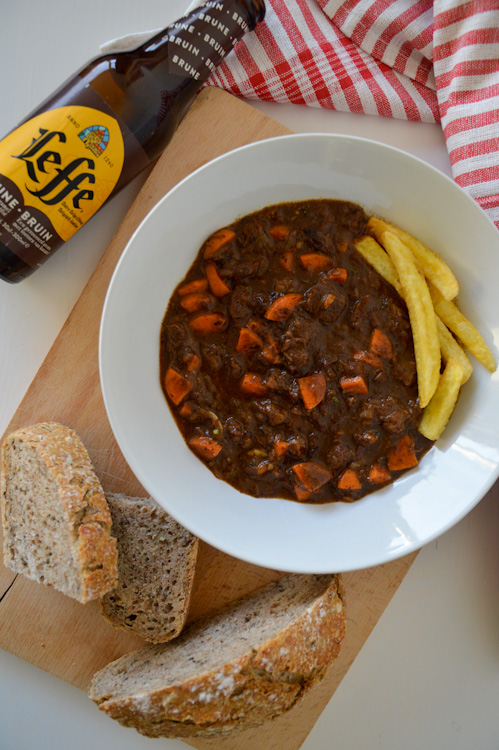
[188,436,222,460]
[370,328,394,359]
[322,293,336,309]
[180,291,213,314]
[337,468,362,490]
[245,321,280,364]
[339,375,369,394]
[368,464,391,484]
[327,267,348,283]
[353,350,383,369]
[205,262,231,298]
[188,312,226,335]
[299,253,332,272]
[185,353,201,372]
[203,228,235,259]
[273,439,289,457]
[179,402,193,418]
[249,460,273,476]
[298,373,327,410]
[240,373,268,397]
[236,327,263,354]
[264,293,302,322]
[292,462,332,492]
[293,485,313,501]
[387,434,419,471]
[178,278,208,296]
[261,334,280,364]
[280,251,295,272]
[164,366,192,405]
[269,224,290,240]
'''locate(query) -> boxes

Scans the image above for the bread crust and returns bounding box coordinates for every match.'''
[1,422,118,602]
[90,574,345,737]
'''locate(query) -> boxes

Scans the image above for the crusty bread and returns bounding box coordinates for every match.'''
[89,573,345,738]
[100,493,199,643]
[1,422,118,603]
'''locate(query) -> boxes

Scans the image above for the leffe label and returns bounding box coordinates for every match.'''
[0,105,125,265]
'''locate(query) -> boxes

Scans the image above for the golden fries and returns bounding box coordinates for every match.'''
[429,283,496,373]
[357,214,496,442]
[436,317,473,384]
[418,359,465,440]
[379,229,441,408]
[354,235,403,295]
[367,217,459,301]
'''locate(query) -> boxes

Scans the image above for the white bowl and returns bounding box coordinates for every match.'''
[99,134,499,573]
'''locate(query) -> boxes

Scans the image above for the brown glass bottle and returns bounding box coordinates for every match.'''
[0,0,265,283]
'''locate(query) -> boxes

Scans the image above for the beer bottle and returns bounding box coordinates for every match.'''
[0,0,265,283]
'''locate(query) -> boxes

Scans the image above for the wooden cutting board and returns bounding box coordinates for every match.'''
[0,87,418,750]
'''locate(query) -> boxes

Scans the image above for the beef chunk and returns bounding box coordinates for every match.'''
[281,316,317,374]
[225,417,245,443]
[350,295,370,328]
[202,344,225,372]
[392,356,417,387]
[228,284,253,326]
[379,399,409,434]
[265,368,295,395]
[303,281,347,323]
[356,396,409,434]
[255,399,290,426]
[286,434,308,459]
[326,442,355,475]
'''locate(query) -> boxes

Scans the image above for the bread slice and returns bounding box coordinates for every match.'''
[1,422,118,603]
[89,573,345,738]
[100,493,199,643]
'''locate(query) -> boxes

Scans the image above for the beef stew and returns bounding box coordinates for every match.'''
[160,200,433,503]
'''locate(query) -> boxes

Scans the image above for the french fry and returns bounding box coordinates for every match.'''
[367,217,459,301]
[429,283,496,373]
[379,230,441,408]
[419,359,465,440]
[354,235,403,295]
[352,244,472,385]
[436,317,473,384]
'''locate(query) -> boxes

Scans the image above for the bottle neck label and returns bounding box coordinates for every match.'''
[167,1,253,80]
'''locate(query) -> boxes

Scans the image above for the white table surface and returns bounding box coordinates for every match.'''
[1,2,498,749]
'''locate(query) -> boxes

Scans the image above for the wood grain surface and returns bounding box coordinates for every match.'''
[0,87,418,750]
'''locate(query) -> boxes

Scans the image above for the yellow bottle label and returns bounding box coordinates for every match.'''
[0,105,124,243]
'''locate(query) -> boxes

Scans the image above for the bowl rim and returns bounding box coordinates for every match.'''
[99,132,499,573]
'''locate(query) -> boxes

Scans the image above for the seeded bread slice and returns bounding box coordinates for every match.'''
[89,573,345,738]
[100,493,199,643]
[1,422,118,603]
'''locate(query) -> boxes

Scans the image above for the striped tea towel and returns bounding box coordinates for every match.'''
[207,0,499,229]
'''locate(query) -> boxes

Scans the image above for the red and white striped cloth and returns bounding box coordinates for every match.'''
[207,0,499,229]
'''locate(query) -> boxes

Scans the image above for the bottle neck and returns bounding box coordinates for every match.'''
[139,0,266,85]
